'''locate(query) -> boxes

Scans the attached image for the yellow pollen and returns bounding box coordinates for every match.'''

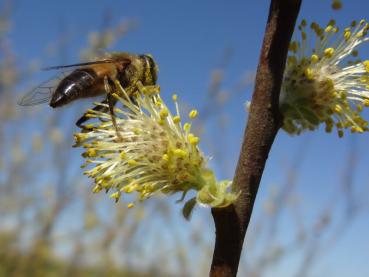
[111,92,120,100]
[92,185,102,193]
[361,76,369,83]
[127,203,134,208]
[357,31,365,38]
[173,115,181,123]
[324,48,335,58]
[363,60,369,72]
[85,113,95,118]
[172,94,177,101]
[188,133,200,145]
[173,148,187,157]
[364,99,369,107]
[155,99,162,106]
[310,54,319,63]
[334,104,342,113]
[189,109,198,119]
[74,133,86,143]
[160,107,169,118]
[183,122,191,132]
[353,126,364,133]
[162,154,169,162]
[109,192,120,200]
[127,159,138,166]
[325,25,333,33]
[120,151,126,159]
[101,180,110,189]
[149,182,156,189]
[344,30,351,41]
[86,149,97,157]
[325,79,335,90]
[122,184,135,193]
[304,68,314,80]
[132,183,140,191]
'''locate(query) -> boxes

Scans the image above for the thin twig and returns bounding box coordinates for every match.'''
[210,1,302,276]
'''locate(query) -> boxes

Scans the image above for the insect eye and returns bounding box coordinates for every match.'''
[144,54,158,83]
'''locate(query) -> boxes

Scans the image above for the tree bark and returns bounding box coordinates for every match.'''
[210,1,302,276]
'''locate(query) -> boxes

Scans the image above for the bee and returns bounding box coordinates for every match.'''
[18,52,159,128]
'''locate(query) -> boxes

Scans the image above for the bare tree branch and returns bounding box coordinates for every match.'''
[210,1,302,276]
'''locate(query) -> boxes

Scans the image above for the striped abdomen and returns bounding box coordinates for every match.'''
[50,69,99,108]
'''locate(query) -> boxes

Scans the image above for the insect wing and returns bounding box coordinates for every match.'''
[18,56,132,106]
[42,58,131,71]
[17,73,67,106]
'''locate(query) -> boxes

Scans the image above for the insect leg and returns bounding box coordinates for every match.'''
[104,76,122,139]
[76,100,110,128]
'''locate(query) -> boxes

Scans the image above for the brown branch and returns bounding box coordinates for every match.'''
[209,1,302,276]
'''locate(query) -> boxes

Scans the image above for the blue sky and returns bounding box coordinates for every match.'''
[6,0,369,276]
